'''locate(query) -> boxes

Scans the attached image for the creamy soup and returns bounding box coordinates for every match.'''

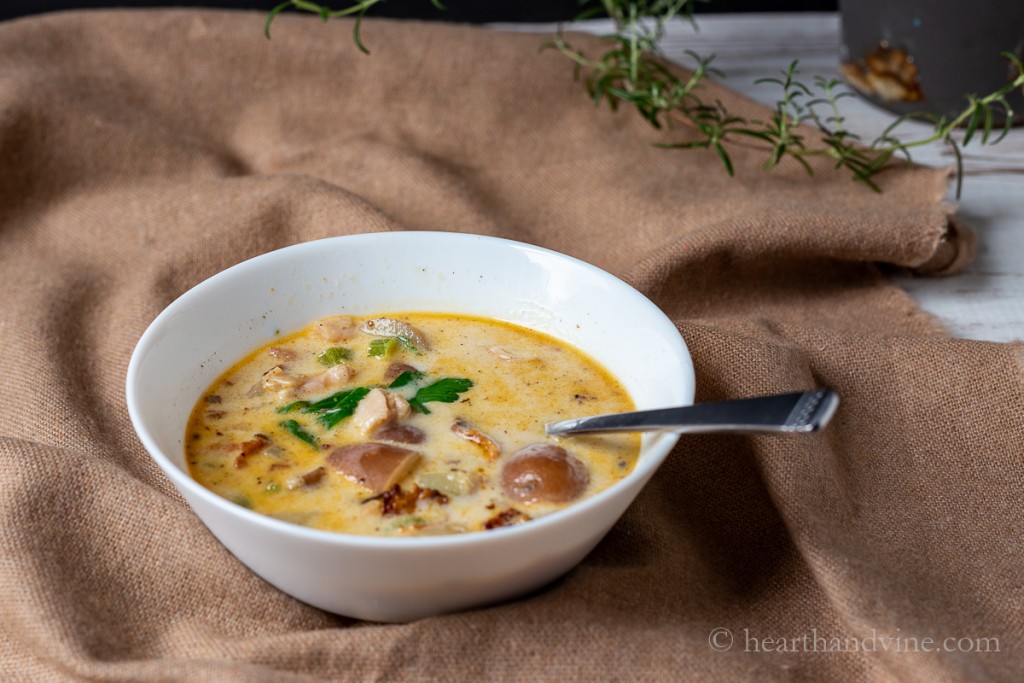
[186,312,639,536]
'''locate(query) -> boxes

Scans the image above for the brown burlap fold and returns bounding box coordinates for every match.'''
[1,9,1021,682]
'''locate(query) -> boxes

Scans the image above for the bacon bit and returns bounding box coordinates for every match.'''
[268,462,292,471]
[377,484,449,516]
[451,418,501,461]
[268,346,297,361]
[232,434,270,468]
[316,316,356,343]
[483,508,531,530]
[205,410,226,420]
[286,466,327,490]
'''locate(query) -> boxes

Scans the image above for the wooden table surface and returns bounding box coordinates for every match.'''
[497,12,1024,343]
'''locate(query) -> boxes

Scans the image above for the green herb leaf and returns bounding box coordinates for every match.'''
[303,386,364,412]
[409,378,473,415]
[317,346,352,367]
[388,369,424,388]
[280,419,318,447]
[383,514,427,531]
[232,494,253,509]
[304,386,371,429]
[277,400,310,414]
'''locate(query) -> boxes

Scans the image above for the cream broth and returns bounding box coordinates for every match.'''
[186,312,639,536]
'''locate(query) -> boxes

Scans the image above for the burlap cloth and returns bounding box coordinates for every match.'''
[1,9,1021,682]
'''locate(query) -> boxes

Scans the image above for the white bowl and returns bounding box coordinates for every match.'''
[126,231,694,622]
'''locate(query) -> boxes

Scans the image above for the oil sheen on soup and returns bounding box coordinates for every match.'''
[186,312,639,536]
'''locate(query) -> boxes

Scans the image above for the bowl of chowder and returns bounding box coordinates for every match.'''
[126,231,694,622]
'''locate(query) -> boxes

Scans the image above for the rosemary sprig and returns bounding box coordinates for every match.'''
[265,0,445,53]
[264,0,1023,195]
[550,1,1024,197]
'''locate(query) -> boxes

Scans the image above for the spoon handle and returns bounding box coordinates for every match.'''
[545,390,839,436]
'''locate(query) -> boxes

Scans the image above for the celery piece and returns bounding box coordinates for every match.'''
[383,515,427,532]
[317,346,352,367]
[416,471,479,497]
[367,338,396,358]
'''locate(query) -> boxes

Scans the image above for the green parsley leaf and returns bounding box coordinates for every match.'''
[317,346,352,367]
[304,386,371,429]
[388,369,424,388]
[280,419,317,447]
[277,400,310,414]
[409,377,473,414]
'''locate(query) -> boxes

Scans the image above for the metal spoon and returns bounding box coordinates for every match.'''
[545,390,839,436]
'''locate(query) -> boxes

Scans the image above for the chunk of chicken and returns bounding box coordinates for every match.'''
[261,366,304,396]
[267,346,297,361]
[300,364,355,395]
[359,318,430,351]
[316,315,356,343]
[352,388,412,435]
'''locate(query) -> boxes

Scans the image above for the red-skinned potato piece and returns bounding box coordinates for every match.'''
[372,423,426,445]
[328,443,420,492]
[500,444,589,505]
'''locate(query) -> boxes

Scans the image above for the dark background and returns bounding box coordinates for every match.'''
[0,1,838,23]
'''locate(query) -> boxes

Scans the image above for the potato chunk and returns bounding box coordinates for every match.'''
[327,442,420,492]
[500,444,589,504]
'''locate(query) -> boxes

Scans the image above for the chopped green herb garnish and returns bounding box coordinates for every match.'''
[266,482,281,493]
[409,378,474,414]
[368,338,397,358]
[304,386,366,412]
[383,514,428,531]
[317,346,352,367]
[280,419,318,447]
[231,494,253,509]
[277,400,310,414]
[304,386,371,429]
[388,369,424,388]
